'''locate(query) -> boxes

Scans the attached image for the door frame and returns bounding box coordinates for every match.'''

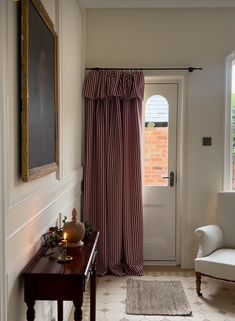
[0,0,7,319]
[143,73,188,266]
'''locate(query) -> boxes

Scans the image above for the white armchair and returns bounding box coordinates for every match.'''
[195,210,235,296]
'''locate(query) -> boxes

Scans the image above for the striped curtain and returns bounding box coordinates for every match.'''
[83,70,144,276]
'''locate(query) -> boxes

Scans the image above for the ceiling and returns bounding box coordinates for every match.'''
[82,0,235,8]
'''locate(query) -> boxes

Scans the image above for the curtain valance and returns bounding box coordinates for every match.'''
[84,70,144,100]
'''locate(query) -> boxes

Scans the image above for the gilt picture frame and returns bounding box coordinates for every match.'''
[21,0,58,181]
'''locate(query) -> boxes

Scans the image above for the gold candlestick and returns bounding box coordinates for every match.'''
[57,234,73,263]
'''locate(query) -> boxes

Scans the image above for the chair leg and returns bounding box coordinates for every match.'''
[195,271,202,296]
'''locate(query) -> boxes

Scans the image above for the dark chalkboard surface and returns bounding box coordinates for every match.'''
[21,0,58,181]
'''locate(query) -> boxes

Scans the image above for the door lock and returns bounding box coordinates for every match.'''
[162,171,175,187]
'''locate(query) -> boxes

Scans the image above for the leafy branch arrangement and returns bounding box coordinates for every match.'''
[42,226,63,250]
[42,216,94,254]
[84,221,94,239]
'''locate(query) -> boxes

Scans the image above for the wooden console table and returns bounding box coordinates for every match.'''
[22,231,99,321]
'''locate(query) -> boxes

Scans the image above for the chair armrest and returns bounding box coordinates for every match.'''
[195,224,224,258]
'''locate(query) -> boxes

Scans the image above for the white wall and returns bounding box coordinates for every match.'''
[3,0,85,320]
[86,8,235,268]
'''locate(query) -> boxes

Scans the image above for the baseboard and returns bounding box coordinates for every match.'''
[144,261,177,266]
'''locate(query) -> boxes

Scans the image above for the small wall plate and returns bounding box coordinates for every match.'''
[202,137,212,146]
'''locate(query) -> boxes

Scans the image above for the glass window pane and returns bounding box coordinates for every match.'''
[144,95,169,186]
[232,64,235,189]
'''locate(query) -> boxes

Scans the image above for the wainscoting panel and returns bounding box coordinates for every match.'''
[6,167,82,321]
[6,167,83,270]
[7,168,83,239]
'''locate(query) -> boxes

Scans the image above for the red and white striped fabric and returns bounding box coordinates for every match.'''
[83,70,144,276]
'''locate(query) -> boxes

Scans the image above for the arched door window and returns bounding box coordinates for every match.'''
[144,95,169,186]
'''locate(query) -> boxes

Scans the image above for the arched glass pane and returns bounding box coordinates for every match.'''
[144,95,169,186]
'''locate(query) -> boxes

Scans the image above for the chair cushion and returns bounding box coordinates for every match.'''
[195,248,235,281]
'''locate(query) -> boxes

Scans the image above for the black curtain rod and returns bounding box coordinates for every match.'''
[85,66,202,73]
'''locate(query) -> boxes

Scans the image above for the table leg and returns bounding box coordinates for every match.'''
[26,300,35,321]
[90,262,96,321]
[58,300,63,321]
[73,297,83,321]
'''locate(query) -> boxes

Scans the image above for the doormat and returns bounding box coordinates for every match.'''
[126,279,192,316]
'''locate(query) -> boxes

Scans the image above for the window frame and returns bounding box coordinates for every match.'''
[224,51,235,190]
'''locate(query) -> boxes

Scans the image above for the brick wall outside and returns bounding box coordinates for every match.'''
[144,126,168,186]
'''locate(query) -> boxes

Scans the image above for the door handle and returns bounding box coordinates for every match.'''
[162,171,174,187]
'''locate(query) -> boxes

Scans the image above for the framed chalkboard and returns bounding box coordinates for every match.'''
[21,0,58,181]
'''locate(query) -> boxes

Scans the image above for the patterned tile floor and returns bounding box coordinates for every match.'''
[68,268,235,321]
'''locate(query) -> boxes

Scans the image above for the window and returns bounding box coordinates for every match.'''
[224,52,235,190]
[144,95,169,186]
[232,65,235,189]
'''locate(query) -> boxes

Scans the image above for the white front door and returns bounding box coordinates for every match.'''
[143,81,178,261]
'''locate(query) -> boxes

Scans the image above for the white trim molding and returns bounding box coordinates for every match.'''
[82,0,235,8]
[224,51,235,191]
[143,72,188,267]
[0,0,7,320]
[76,0,87,14]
